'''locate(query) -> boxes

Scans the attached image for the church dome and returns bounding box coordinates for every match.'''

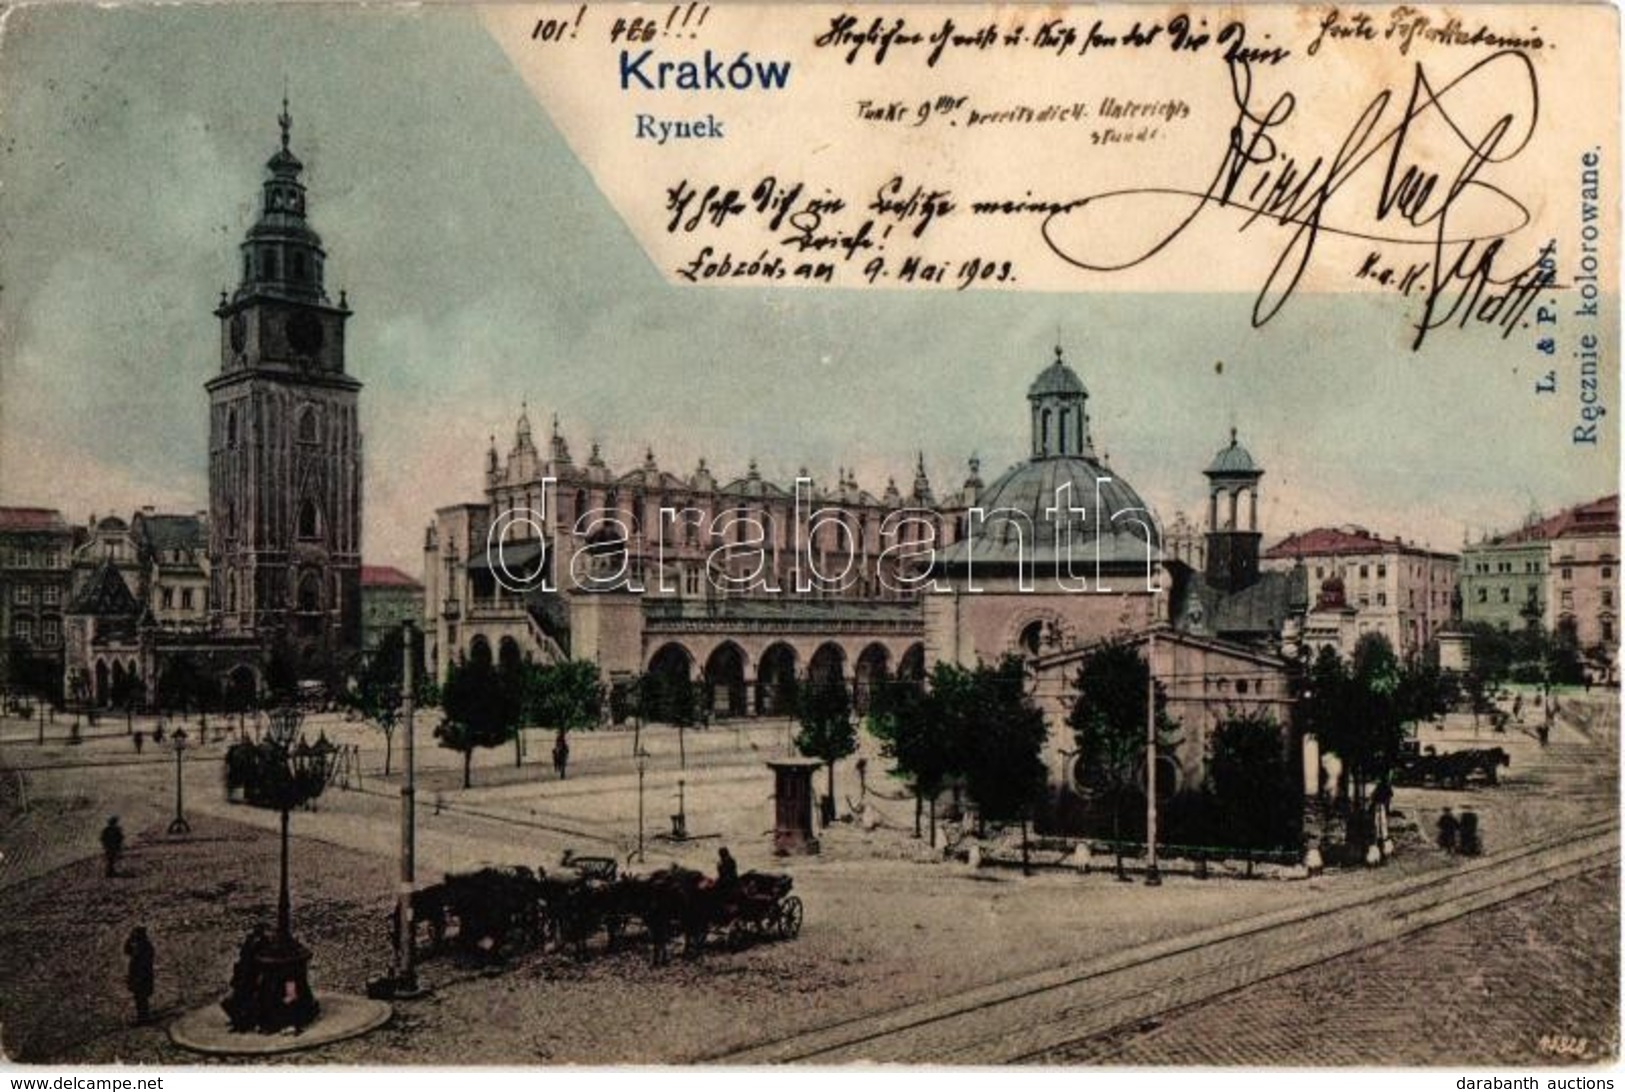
[1206,428,1259,475]
[1028,354,1088,398]
[973,456,1159,552]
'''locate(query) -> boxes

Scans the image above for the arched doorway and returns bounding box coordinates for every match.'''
[296,570,323,637]
[807,642,847,700]
[704,643,748,718]
[225,665,258,712]
[757,643,798,715]
[95,659,111,707]
[646,642,694,724]
[854,643,891,713]
[498,635,523,672]
[898,643,926,682]
[468,634,493,668]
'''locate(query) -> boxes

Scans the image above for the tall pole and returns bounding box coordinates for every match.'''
[1145,603,1161,886]
[168,734,191,835]
[277,806,292,941]
[636,751,647,863]
[397,622,418,988]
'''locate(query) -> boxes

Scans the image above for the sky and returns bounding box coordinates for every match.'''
[1,4,1618,575]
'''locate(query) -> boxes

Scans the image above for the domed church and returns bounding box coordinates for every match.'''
[924,345,1164,667]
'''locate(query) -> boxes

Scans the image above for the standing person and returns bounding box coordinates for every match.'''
[552,734,570,780]
[133,730,144,755]
[715,846,739,891]
[1436,806,1459,855]
[100,816,125,878]
[123,926,155,1024]
[1459,809,1482,856]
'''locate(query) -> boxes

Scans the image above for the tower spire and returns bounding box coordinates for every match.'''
[279,86,292,151]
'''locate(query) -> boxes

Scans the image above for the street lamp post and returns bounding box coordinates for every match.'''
[167,728,192,835]
[236,705,337,1034]
[635,748,649,862]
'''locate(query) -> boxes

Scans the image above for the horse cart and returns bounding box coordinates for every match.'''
[708,871,804,949]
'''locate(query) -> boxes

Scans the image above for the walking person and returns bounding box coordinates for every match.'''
[133,730,144,755]
[552,734,570,780]
[100,816,125,878]
[1436,806,1459,855]
[123,926,155,1024]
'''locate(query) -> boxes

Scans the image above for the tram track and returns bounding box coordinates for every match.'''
[711,818,1618,1064]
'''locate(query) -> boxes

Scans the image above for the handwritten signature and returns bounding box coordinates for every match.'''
[1039,51,1548,349]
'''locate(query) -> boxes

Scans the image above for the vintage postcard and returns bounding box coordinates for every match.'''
[0,0,1618,1071]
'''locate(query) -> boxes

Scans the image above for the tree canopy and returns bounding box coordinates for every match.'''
[436,654,522,787]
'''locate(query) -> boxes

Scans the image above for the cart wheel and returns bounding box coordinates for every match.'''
[779,896,803,939]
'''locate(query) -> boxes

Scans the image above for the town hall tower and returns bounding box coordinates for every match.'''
[207,101,362,670]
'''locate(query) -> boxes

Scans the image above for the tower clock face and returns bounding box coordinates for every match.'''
[229,312,246,353]
[287,311,324,355]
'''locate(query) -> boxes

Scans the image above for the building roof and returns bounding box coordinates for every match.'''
[1498,494,1619,544]
[936,453,1159,571]
[1174,567,1307,641]
[361,564,423,589]
[1205,428,1261,476]
[1027,351,1088,398]
[0,507,69,533]
[1033,624,1294,674]
[66,561,141,617]
[133,512,206,554]
[1264,525,1456,561]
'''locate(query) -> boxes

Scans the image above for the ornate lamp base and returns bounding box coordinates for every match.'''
[224,936,320,1034]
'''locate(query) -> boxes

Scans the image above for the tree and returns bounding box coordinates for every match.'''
[960,656,1049,863]
[1069,639,1180,855]
[868,668,954,840]
[436,655,520,788]
[343,625,427,776]
[1208,711,1298,850]
[795,678,857,811]
[525,659,604,755]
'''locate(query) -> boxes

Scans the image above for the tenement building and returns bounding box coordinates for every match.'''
[0,508,77,700]
[1261,526,1458,657]
[1460,494,1620,655]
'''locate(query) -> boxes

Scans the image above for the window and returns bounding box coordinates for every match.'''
[1358,595,1370,608]
[227,408,238,448]
[161,588,174,610]
[1376,592,1387,607]
[42,585,59,606]
[1476,588,1487,604]
[1500,588,1511,604]
[1604,620,1616,643]
[1561,590,1575,610]
[1315,566,1324,579]
[1359,565,1369,579]
[1604,566,1614,580]
[13,584,30,605]
[1408,590,1416,607]
[1377,564,1386,578]
[41,619,59,646]
[181,588,194,610]
[1605,591,1616,608]
[13,618,31,642]
[1563,567,1573,580]
[298,500,320,539]
[297,406,318,444]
